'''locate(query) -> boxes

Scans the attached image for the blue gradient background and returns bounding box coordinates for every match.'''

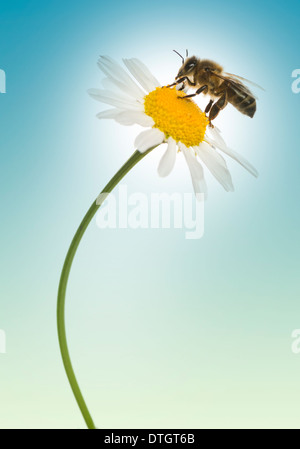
[1,0,300,429]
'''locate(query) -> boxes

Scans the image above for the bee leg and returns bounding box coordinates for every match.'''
[205,99,214,114]
[179,85,208,99]
[205,100,214,126]
[208,92,228,121]
[166,81,177,88]
[176,77,196,86]
[166,77,196,88]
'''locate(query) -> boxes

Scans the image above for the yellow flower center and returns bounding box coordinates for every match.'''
[144,87,208,148]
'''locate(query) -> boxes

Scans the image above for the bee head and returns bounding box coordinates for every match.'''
[176,56,198,79]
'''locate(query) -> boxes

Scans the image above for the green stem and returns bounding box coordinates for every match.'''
[57,148,154,429]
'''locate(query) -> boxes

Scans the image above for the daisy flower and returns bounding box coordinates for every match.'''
[57,56,260,430]
[88,56,258,196]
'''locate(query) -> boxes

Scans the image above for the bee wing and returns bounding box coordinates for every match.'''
[227,77,259,100]
[210,72,259,100]
[224,72,265,91]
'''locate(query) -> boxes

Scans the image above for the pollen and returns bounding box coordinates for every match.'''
[144,87,209,148]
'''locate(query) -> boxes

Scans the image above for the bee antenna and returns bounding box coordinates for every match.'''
[173,49,184,64]
[186,49,188,58]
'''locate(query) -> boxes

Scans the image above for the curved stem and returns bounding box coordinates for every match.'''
[57,148,154,429]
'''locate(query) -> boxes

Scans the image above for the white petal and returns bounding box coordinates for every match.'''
[101,76,144,102]
[87,88,143,111]
[127,58,160,88]
[196,142,234,192]
[96,109,122,119]
[135,128,164,153]
[115,110,154,127]
[98,56,146,98]
[123,58,158,93]
[205,126,227,151]
[205,126,258,177]
[157,137,177,177]
[218,146,259,178]
[181,145,207,197]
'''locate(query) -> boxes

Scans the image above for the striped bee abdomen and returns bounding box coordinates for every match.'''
[227,83,256,118]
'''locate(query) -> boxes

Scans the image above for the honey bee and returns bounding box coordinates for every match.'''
[170,50,263,122]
